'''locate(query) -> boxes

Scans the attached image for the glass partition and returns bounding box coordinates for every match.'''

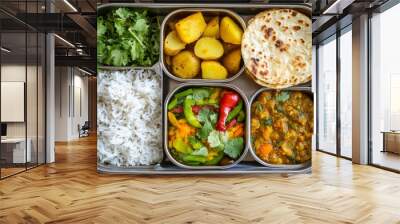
[1,30,28,178]
[0,1,46,179]
[317,35,337,155]
[339,27,352,158]
[371,3,400,171]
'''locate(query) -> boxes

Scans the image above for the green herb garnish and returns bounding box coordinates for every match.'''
[97,8,160,66]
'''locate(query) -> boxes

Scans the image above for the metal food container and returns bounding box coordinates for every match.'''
[164,83,250,169]
[160,8,246,83]
[248,87,313,169]
[97,2,313,175]
[97,4,163,70]
[97,65,165,168]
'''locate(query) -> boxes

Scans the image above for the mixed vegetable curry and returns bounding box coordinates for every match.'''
[251,91,313,165]
[167,87,245,166]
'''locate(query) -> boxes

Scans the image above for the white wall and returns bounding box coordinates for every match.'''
[54,66,89,141]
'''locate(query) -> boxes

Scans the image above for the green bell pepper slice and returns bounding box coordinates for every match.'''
[175,88,193,99]
[205,151,224,165]
[167,97,178,110]
[183,155,207,163]
[188,136,204,150]
[183,96,202,128]
[226,100,243,122]
[237,110,245,122]
[173,138,192,154]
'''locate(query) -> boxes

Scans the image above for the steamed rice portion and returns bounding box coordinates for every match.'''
[97,69,163,166]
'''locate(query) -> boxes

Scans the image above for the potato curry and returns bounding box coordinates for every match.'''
[251,91,313,165]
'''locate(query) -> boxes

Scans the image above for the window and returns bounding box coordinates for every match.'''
[317,36,337,154]
[371,3,400,171]
[339,27,352,158]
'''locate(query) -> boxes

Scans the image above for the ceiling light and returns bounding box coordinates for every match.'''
[78,67,92,76]
[323,0,355,15]
[54,34,75,48]
[1,47,11,53]
[63,0,78,12]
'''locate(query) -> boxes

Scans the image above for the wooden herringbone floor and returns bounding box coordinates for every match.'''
[1,135,400,224]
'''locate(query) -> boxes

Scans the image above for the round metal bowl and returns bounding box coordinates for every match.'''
[160,8,247,83]
[164,83,250,169]
[248,87,313,169]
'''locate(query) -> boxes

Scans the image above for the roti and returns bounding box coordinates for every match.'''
[241,9,312,89]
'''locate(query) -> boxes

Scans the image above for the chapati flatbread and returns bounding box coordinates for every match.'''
[241,9,312,89]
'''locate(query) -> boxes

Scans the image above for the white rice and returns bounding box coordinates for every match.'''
[97,69,163,166]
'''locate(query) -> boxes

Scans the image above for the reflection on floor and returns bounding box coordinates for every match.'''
[0,163,42,179]
[373,150,400,171]
[0,167,25,178]
[0,136,400,223]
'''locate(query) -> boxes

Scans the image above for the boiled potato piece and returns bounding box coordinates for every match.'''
[172,51,200,79]
[164,31,186,56]
[220,16,243,45]
[222,49,241,74]
[201,61,228,80]
[175,12,207,44]
[165,55,172,67]
[194,37,224,60]
[222,43,239,55]
[203,17,219,38]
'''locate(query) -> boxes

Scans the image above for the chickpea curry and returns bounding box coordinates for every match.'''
[251,91,313,165]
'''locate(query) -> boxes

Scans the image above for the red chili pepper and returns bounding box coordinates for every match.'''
[226,119,237,130]
[172,106,183,113]
[216,91,240,131]
[192,105,202,114]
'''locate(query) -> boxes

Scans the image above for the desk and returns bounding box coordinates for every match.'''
[1,138,31,163]
[381,131,400,154]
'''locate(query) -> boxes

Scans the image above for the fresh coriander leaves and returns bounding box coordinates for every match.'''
[276,91,290,102]
[97,8,159,66]
[224,137,244,159]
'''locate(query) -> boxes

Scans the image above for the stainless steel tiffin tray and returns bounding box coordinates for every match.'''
[97,2,313,175]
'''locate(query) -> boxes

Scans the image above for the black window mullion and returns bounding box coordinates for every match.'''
[336,27,341,157]
[315,44,320,151]
[0,21,2,179]
[36,0,39,168]
[25,0,28,171]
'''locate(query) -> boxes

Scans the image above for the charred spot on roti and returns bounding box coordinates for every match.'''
[298,19,304,24]
[293,26,301,31]
[275,40,283,48]
[260,70,268,77]
[263,27,274,39]
[292,11,298,17]
[261,25,267,30]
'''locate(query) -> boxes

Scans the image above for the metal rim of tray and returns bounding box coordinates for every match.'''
[160,8,246,83]
[97,163,311,175]
[96,3,313,174]
[164,82,250,170]
[247,86,313,169]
